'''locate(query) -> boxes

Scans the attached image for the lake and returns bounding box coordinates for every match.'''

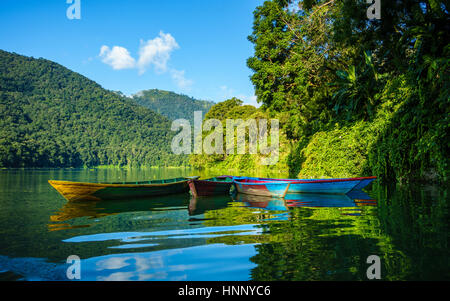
[0,168,448,281]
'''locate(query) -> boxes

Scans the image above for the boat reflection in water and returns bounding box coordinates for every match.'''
[188,195,232,216]
[285,191,377,208]
[232,190,376,211]
[233,193,288,211]
[49,189,376,230]
[48,193,191,231]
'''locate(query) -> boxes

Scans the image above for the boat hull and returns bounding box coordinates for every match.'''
[351,178,376,190]
[287,180,359,194]
[49,178,191,202]
[233,176,376,194]
[188,179,233,197]
[233,179,291,197]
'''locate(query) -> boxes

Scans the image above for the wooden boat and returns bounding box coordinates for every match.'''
[232,176,376,194]
[233,178,291,197]
[48,177,198,202]
[350,177,377,191]
[188,176,233,197]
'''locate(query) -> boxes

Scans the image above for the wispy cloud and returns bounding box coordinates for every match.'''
[137,31,179,74]
[170,69,193,90]
[99,31,192,90]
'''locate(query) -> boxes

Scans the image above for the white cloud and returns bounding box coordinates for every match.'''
[137,31,179,74]
[170,69,193,89]
[99,46,136,70]
[98,32,192,91]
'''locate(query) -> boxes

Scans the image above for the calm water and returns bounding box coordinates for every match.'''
[0,168,448,281]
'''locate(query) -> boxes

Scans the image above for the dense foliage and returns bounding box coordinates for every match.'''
[0,50,188,167]
[189,97,290,173]
[132,89,214,123]
[242,0,448,182]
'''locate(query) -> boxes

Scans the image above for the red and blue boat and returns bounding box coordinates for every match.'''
[188,176,234,197]
[232,176,376,195]
[348,177,377,191]
[233,178,292,197]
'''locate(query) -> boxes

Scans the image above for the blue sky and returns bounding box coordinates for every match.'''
[0,0,264,105]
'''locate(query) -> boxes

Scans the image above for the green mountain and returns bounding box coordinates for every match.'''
[0,50,188,167]
[132,89,214,123]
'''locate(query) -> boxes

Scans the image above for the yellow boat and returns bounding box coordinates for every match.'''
[49,177,198,202]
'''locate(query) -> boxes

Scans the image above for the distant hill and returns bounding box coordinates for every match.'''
[132,89,214,123]
[0,50,188,167]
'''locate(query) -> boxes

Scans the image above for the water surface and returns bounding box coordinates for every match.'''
[0,168,448,280]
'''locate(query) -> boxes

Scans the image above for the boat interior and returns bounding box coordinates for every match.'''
[106,177,189,185]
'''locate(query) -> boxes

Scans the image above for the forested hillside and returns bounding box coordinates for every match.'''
[132,89,214,123]
[0,50,188,167]
[191,0,449,183]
